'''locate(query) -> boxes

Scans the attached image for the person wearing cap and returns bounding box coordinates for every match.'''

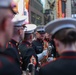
[4,14,26,74]
[0,0,21,75]
[18,24,39,75]
[32,26,48,63]
[39,18,76,75]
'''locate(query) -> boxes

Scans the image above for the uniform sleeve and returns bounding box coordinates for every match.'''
[5,62,22,75]
[0,57,21,75]
[3,48,18,62]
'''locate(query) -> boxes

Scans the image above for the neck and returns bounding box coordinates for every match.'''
[63,44,76,51]
[59,43,76,54]
[12,35,20,43]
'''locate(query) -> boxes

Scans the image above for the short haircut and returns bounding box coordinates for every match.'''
[54,28,76,45]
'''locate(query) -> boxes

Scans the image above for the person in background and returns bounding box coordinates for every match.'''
[5,14,26,74]
[32,26,48,64]
[0,0,21,75]
[19,24,39,75]
[44,33,55,62]
[39,18,76,75]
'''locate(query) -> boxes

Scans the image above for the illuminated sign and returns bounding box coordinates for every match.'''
[57,0,62,18]
[24,0,30,24]
[13,0,29,23]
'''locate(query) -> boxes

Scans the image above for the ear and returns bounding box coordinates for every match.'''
[54,39,59,47]
[18,29,21,35]
[36,32,38,34]
[30,34,33,39]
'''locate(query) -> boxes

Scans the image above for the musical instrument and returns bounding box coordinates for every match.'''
[26,56,35,75]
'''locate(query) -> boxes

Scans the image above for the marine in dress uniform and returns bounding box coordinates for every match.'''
[32,26,48,64]
[5,14,26,74]
[0,0,21,75]
[19,24,38,70]
[32,26,45,54]
[39,18,76,75]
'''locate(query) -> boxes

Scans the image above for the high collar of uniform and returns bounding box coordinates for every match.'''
[22,40,31,46]
[10,39,19,46]
[61,51,76,56]
[37,38,43,43]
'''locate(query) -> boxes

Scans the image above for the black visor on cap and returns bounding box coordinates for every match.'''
[37,31,45,34]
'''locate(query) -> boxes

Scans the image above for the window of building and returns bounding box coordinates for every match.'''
[31,12,42,25]
[71,0,76,18]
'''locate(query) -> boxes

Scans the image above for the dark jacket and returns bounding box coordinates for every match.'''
[39,51,76,75]
[5,39,21,64]
[19,40,38,71]
[32,39,44,54]
[0,48,21,75]
[4,39,22,73]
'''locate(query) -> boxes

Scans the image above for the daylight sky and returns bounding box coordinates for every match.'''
[41,0,45,7]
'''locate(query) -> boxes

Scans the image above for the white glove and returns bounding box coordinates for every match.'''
[42,50,48,57]
[37,50,48,61]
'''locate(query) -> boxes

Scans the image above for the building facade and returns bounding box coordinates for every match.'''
[29,0,44,25]
[71,0,76,18]
[66,0,71,17]
[44,0,56,24]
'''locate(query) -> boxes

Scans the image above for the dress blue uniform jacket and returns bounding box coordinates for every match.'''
[39,51,76,75]
[32,39,44,54]
[0,48,21,75]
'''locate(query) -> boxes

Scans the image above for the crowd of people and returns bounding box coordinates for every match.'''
[0,0,76,75]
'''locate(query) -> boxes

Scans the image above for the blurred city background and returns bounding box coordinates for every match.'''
[14,0,76,25]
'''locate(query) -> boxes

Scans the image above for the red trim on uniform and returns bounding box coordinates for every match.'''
[6,56,15,63]
[6,42,13,48]
[0,55,15,63]
[60,56,76,59]
[61,51,76,54]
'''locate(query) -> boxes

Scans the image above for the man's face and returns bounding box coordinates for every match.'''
[36,32,45,40]
[19,26,25,40]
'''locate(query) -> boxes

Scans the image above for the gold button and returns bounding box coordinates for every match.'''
[16,43,18,46]
[9,42,11,44]
[18,48,19,50]
[19,52,21,55]
[20,57,22,60]
[20,61,23,64]
[20,61,21,63]
[20,67,22,69]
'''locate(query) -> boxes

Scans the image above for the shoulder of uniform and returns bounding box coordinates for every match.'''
[0,55,15,66]
[19,43,29,53]
[32,40,38,44]
[41,60,55,67]
[19,43,26,48]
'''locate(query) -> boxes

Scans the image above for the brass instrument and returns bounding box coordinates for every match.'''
[26,58,35,75]
[40,42,53,65]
